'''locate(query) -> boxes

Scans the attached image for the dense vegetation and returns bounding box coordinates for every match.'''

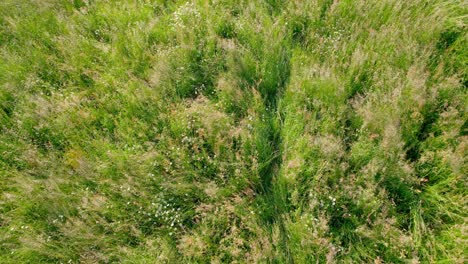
[0,0,466,263]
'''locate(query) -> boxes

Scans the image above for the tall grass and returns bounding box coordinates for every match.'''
[0,0,466,263]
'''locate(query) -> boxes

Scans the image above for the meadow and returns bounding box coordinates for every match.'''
[0,0,466,263]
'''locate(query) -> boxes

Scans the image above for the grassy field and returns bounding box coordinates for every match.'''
[0,0,466,263]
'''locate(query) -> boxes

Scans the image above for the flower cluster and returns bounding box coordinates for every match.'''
[152,194,184,236]
[171,2,201,31]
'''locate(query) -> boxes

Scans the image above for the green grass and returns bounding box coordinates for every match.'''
[0,0,466,263]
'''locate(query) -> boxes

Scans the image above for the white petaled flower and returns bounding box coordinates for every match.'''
[171,2,201,31]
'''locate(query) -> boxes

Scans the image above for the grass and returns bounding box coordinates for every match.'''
[0,0,467,263]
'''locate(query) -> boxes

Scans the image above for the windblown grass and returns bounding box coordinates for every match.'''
[0,0,466,263]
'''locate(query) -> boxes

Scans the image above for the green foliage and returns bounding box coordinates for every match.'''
[0,0,466,263]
